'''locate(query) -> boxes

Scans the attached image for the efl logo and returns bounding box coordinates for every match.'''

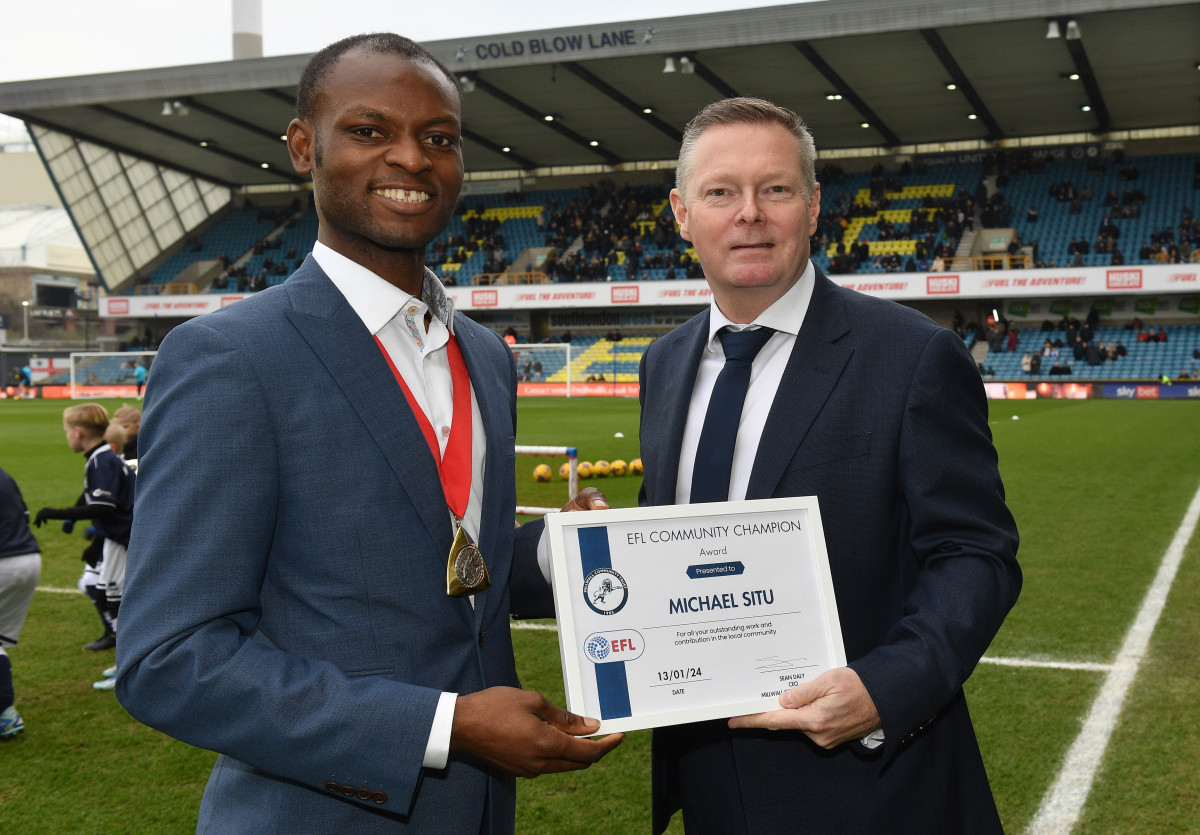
[1107,269,1142,290]
[927,275,959,295]
[471,289,499,307]
[1136,385,1159,399]
[583,629,645,664]
[107,299,130,315]
[612,286,639,304]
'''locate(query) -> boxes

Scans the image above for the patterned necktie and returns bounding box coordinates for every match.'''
[689,327,775,503]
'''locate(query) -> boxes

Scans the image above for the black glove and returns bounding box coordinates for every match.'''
[34,508,56,527]
[62,520,76,534]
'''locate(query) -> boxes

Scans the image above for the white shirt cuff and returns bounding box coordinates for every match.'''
[422,691,458,769]
[536,523,553,583]
[860,729,885,750]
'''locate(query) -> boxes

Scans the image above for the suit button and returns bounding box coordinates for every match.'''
[356,788,371,801]
[341,786,355,797]
[478,629,485,647]
[325,781,339,793]
[372,791,388,804]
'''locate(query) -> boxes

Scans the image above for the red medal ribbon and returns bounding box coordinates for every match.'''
[375,332,472,520]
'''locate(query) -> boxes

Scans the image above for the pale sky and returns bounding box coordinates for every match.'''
[1,0,814,83]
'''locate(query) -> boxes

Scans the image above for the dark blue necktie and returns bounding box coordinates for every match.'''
[689,327,775,503]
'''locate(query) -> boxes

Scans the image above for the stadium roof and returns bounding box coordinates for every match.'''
[0,0,1196,288]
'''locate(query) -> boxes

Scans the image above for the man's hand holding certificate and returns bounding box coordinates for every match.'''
[546,496,846,735]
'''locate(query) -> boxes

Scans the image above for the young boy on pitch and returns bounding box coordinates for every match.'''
[34,404,135,690]
[0,466,40,737]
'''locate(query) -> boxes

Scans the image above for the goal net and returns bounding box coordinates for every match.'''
[515,445,578,516]
[69,351,157,399]
[511,343,575,397]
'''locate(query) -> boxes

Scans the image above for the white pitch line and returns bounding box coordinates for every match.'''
[511,622,560,631]
[37,586,83,595]
[981,656,1114,673]
[1027,480,1200,835]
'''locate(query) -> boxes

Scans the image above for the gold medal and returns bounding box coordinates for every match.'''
[446,521,490,597]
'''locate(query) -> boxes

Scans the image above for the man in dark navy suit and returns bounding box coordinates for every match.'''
[638,97,1020,833]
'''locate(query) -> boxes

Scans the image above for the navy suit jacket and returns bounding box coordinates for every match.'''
[117,257,549,833]
[639,269,1021,833]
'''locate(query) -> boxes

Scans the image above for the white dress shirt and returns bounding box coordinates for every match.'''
[313,242,478,770]
[676,261,816,505]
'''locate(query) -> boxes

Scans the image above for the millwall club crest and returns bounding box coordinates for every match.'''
[583,567,628,615]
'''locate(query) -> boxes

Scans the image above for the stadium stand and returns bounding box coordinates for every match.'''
[1002,153,1199,269]
[975,324,1200,380]
[139,151,1197,294]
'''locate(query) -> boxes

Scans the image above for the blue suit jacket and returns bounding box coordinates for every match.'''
[117,257,549,833]
[639,269,1021,833]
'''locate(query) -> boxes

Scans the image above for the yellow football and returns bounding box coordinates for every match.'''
[559,462,572,480]
[594,460,611,477]
[610,459,628,476]
[577,461,594,479]
[629,458,643,475]
[533,464,552,482]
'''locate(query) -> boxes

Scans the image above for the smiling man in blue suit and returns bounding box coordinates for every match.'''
[638,98,1021,833]
[116,34,620,833]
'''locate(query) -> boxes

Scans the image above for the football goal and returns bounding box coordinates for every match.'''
[511,343,575,396]
[69,351,157,400]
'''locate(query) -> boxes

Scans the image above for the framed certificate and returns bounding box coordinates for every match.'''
[546,496,846,735]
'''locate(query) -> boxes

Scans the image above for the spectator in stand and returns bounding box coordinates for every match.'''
[1007,327,1019,353]
[1193,346,1200,361]
[1030,353,1041,374]
[1106,343,1118,362]
[1138,328,1154,343]
[1116,341,1128,358]
[1021,352,1033,375]
[1026,206,1039,223]
[1157,328,1169,343]
[986,325,1004,354]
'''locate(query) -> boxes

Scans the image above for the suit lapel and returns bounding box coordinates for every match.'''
[648,312,709,506]
[281,260,453,554]
[746,271,853,499]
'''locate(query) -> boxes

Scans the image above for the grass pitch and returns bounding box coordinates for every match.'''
[2,396,1199,832]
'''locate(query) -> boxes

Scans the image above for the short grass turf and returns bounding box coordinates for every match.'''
[1,395,1198,833]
